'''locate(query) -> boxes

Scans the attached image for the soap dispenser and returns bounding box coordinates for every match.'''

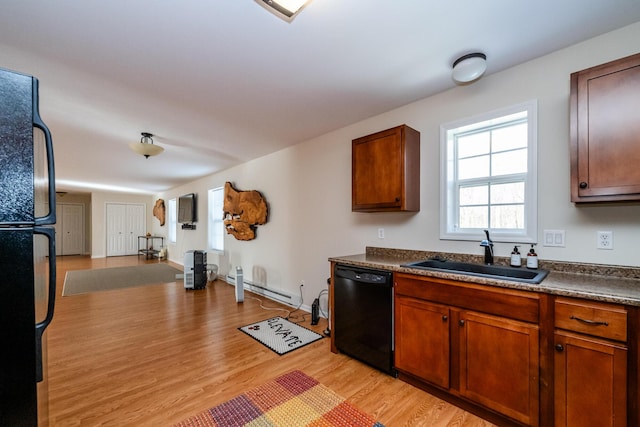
[526,244,538,269]
[510,246,521,267]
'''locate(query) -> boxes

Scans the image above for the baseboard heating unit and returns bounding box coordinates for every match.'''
[226,275,301,307]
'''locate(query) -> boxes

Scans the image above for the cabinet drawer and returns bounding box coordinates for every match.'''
[555,298,627,342]
[395,273,539,323]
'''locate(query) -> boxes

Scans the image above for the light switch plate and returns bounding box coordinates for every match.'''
[543,229,565,247]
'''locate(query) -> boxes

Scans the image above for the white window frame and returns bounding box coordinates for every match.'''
[208,187,224,252]
[440,100,538,243]
[168,198,177,244]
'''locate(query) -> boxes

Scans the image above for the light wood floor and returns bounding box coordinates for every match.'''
[46,255,495,426]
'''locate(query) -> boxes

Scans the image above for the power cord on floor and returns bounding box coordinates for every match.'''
[286,282,306,324]
[245,282,330,331]
[246,295,291,318]
[320,283,330,336]
[245,282,308,324]
[317,289,328,319]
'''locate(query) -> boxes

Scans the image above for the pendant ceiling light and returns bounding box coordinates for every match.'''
[256,0,312,22]
[452,52,487,84]
[129,132,164,159]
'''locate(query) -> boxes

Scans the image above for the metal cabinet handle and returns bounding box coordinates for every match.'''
[570,315,608,326]
[579,182,588,189]
[442,315,448,322]
[459,319,465,327]
[555,344,564,352]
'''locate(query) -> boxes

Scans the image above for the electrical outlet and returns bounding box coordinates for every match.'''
[378,228,385,239]
[597,231,613,250]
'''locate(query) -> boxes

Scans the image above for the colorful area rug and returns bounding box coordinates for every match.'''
[62,263,182,296]
[173,370,384,427]
[239,317,323,355]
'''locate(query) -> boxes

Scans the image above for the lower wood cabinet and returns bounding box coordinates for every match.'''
[395,296,450,388]
[330,270,640,426]
[459,311,539,426]
[394,274,540,426]
[553,298,628,427]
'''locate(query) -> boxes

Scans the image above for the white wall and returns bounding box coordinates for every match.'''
[154,22,640,309]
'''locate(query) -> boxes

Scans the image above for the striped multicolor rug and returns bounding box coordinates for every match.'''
[174,370,384,427]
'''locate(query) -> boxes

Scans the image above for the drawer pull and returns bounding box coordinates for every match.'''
[570,315,608,326]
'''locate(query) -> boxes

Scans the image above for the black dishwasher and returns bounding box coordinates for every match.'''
[334,264,395,376]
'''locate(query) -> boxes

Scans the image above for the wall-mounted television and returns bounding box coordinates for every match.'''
[178,193,197,228]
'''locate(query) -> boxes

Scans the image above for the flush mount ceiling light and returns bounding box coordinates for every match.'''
[255,0,312,22]
[129,132,164,159]
[452,52,487,84]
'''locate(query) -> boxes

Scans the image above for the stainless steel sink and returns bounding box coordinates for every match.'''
[401,259,549,284]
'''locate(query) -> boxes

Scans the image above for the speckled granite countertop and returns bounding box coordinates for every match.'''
[329,247,640,306]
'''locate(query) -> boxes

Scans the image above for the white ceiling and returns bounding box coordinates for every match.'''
[2,1,640,194]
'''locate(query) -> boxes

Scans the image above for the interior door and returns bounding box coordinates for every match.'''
[125,204,145,255]
[106,203,126,256]
[56,204,84,255]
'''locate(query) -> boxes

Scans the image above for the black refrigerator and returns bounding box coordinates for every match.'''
[0,67,57,426]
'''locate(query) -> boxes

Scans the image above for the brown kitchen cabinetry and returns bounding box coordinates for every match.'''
[554,297,628,427]
[395,296,450,388]
[570,52,640,202]
[352,124,420,212]
[394,273,540,426]
[459,310,539,426]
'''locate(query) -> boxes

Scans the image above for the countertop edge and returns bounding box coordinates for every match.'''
[329,249,640,307]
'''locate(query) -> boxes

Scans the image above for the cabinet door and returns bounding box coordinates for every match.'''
[459,311,539,426]
[570,53,640,202]
[554,331,627,427]
[395,295,450,388]
[352,125,420,212]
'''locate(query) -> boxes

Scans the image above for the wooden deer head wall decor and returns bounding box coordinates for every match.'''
[223,182,268,241]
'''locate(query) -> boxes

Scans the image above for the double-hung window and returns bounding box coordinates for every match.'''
[208,187,224,252]
[440,100,537,242]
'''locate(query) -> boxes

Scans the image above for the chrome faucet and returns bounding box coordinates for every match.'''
[480,229,494,265]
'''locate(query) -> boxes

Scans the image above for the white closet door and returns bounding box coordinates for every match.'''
[125,204,146,255]
[106,204,126,256]
[106,203,147,256]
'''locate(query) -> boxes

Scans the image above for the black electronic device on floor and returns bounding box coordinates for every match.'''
[311,298,320,325]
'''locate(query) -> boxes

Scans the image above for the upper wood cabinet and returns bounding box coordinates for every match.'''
[352,124,420,212]
[570,52,640,202]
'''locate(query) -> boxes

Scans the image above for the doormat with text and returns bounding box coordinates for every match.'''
[239,316,323,355]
